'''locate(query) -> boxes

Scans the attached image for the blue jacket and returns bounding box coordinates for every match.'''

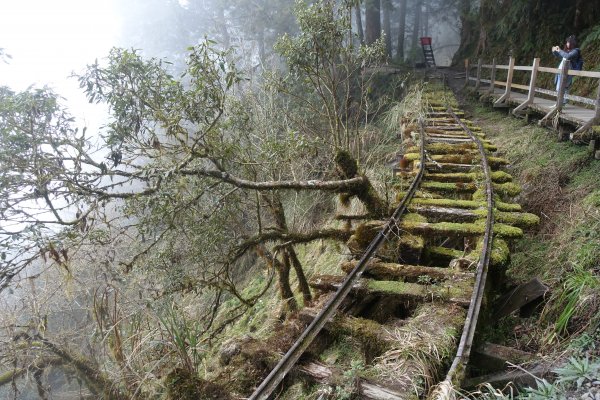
[552,48,581,69]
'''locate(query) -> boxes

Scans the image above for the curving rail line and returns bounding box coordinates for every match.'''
[248,86,535,400]
[431,107,495,399]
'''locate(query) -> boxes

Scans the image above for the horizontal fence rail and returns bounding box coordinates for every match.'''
[464,57,600,136]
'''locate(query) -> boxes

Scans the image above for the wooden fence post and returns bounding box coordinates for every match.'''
[539,58,569,127]
[475,58,482,90]
[571,79,600,139]
[465,59,470,86]
[512,57,540,115]
[487,58,497,94]
[506,56,515,98]
[593,77,600,120]
[555,58,570,110]
[494,56,514,107]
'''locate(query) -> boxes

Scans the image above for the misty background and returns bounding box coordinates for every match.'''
[0,0,459,127]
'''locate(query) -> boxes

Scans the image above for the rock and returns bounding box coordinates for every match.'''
[219,340,241,366]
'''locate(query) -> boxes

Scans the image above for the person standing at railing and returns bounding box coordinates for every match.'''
[552,35,583,105]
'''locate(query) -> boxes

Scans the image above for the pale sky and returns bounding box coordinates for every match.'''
[0,0,120,127]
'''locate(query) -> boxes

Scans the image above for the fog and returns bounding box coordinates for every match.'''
[0,0,119,134]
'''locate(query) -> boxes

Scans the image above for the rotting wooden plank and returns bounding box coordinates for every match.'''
[422,162,481,172]
[409,197,522,212]
[352,218,523,241]
[401,220,523,239]
[296,309,393,352]
[407,153,509,168]
[299,303,469,400]
[309,275,473,307]
[410,205,538,228]
[299,362,407,399]
[463,363,552,390]
[471,342,535,373]
[494,277,549,318]
[297,361,407,400]
[421,171,510,184]
[426,137,475,144]
[340,260,475,281]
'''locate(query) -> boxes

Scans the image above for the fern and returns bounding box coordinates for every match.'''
[581,24,600,48]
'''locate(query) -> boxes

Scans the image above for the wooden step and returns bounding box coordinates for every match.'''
[409,205,539,228]
[309,275,473,306]
[298,361,407,400]
[340,260,474,282]
[409,197,522,212]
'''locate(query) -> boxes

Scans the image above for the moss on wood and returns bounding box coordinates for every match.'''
[489,238,511,267]
[464,238,511,268]
[335,150,358,178]
[431,154,480,164]
[410,198,482,209]
[401,213,427,223]
[426,246,465,261]
[490,170,513,183]
[418,142,479,153]
[399,220,523,239]
[310,275,472,306]
[395,190,444,201]
[419,181,520,197]
[406,153,507,168]
[0,368,24,386]
[366,279,472,305]
[493,210,539,228]
[425,172,478,183]
[422,181,478,192]
[341,260,473,282]
[329,315,392,356]
[347,221,401,261]
[407,193,522,213]
[493,182,522,197]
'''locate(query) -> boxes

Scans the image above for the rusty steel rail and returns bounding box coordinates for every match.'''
[248,120,427,400]
[433,108,496,398]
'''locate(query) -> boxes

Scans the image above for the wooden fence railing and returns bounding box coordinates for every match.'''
[465,57,600,135]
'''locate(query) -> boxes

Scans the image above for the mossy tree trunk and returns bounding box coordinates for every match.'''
[279,253,297,314]
[256,245,298,314]
[335,150,387,218]
[262,193,312,305]
[287,247,312,304]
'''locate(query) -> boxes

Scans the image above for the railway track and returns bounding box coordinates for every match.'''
[248,87,538,400]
